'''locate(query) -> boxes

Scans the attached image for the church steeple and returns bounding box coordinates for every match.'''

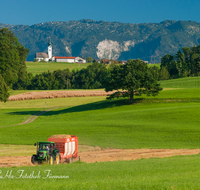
[48,37,52,59]
[48,37,52,46]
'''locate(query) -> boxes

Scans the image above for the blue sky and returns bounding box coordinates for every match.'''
[1,0,200,25]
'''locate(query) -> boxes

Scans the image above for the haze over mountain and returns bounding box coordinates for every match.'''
[1,19,200,63]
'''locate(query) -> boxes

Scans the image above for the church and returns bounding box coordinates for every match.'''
[35,38,52,62]
[35,38,86,63]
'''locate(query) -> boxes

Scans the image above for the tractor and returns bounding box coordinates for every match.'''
[31,142,60,165]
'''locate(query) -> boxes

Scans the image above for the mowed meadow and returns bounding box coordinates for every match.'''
[1,77,200,189]
[26,61,92,75]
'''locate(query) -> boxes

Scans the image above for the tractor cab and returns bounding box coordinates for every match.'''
[38,142,54,153]
[31,141,60,165]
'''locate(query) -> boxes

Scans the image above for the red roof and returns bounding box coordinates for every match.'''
[54,56,75,59]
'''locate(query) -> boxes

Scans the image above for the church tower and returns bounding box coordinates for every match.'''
[48,37,52,59]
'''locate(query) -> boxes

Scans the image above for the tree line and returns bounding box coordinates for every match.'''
[160,45,200,79]
[12,62,107,90]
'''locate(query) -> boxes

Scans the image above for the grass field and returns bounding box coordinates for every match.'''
[26,62,160,75]
[1,77,200,189]
[1,100,200,148]
[1,88,200,148]
[160,76,200,88]
[148,63,160,67]
[26,62,92,75]
[0,108,42,127]
[0,154,200,189]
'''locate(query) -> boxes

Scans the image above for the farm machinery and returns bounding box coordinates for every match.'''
[31,135,78,165]
[31,141,60,165]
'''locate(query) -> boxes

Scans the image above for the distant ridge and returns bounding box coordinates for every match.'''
[1,19,200,62]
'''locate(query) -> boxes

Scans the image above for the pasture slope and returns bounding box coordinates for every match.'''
[0,77,200,189]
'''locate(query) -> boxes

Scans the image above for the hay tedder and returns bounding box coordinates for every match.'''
[31,135,78,165]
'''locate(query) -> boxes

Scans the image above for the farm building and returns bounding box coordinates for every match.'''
[54,56,75,63]
[35,52,49,62]
[34,38,86,63]
[75,56,86,63]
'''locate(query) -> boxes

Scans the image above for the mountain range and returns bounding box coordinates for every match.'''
[1,19,200,63]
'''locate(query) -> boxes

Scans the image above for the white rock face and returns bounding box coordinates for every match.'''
[65,46,71,54]
[96,39,135,59]
[123,41,135,51]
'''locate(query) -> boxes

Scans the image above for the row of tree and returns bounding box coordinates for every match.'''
[13,62,107,90]
[161,45,200,78]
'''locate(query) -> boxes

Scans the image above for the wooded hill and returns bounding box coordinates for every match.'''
[1,19,200,62]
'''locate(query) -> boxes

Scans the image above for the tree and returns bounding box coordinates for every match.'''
[159,66,170,80]
[104,59,162,104]
[0,74,9,102]
[161,54,179,78]
[86,57,93,63]
[0,28,29,87]
[71,62,107,89]
[149,66,160,81]
[54,69,72,89]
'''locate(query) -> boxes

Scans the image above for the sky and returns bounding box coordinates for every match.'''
[1,0,200,25]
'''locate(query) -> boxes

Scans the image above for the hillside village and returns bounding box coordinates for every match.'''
[35,38,87,63]
[35,38,148,65]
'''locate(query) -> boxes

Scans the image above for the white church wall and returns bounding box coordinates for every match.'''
[48,46,52,59]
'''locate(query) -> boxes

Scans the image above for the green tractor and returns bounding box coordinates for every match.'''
[31,142,60,165]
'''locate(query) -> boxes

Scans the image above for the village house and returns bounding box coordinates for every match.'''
[35,52,49,62]
[35,39,86,63]
[54,56,75,63]
[75,56,86,63]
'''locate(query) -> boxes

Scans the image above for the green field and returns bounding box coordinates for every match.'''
[26,61,92,75]
[26,62,160,75]
[0,154,200,189]
[148,63,160,67]
[1,76,200,189]
[160,76,200,88]
[1,98,200,148]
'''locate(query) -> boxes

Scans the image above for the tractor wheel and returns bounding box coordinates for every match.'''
[31,155,37,165]
[49,156,53,165]
[55,154,60,164]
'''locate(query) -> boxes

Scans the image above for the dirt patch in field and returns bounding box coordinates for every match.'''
[0,156,33,168]
[8,90,115,101]
[79,148,200,163]
[0,148,200,168]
